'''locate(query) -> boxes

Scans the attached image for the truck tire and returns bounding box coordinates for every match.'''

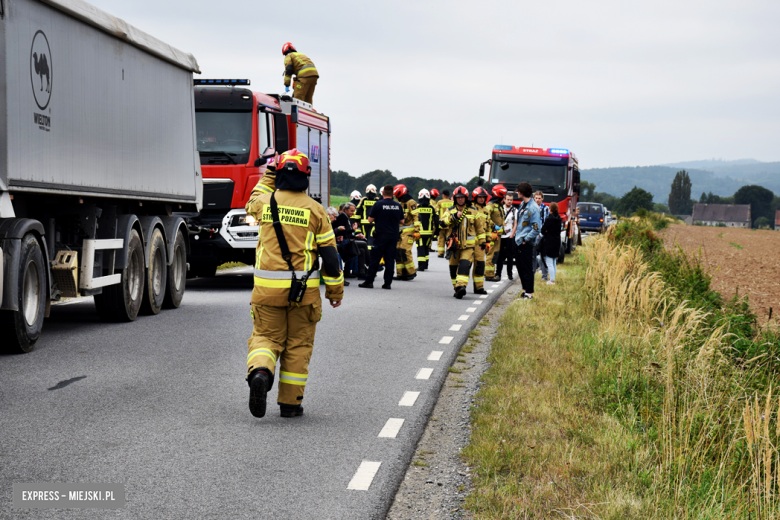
[95,229,145,322]
[162,228,187,309]
[140,228,167,315]
[0,233,47,353]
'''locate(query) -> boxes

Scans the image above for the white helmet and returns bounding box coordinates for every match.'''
[365,184,377,194]
[350,190,361,199]
[418,188,430,199]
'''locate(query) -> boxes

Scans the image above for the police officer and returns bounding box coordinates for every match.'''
[436,190,454,257]
[484,184,507,281]
[469,187,492,294]
[441,186,486,299]
[359,185,405,289]
[413,189,438,271]
[394,184,419,281]
[282,42,319,104]
[244,149,343,419]
[515,181,541,300]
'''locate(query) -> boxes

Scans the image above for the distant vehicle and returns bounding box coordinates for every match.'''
[476,146,581,263]
[604,209,614,226]
[578,203,606,233]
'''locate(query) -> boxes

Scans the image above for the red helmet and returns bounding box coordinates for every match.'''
[278,148,311,174]
[430,189,440,198]
[453,186,469,201]
[282,42,297,55]
[492,184,507,198]
[472,186,489,202]
[393,184,408,198]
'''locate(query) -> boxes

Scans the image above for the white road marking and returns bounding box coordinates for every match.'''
[347,461,382,490]
[399,391,420,406]
[378,418,405,438]
[492,283,503,287]
[439,336,453,344]
[479,295,488,299]
[458,315,470,321]
[428,351,443,361]
[487,290,494,294]
[466,307,477,312]
[473,300,483,305]
[449,324,462,331]
[416,368,433,380]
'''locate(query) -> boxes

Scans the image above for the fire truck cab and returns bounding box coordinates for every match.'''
[478,146,581,262]
[187,80,331,276]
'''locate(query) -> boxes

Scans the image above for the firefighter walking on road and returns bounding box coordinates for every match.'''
[441,186,486,299]
[282,42,319,105]
[436,190,454,257]
[394,184,419,280]
[484,184,507,281]
[413,189,438,271]
[244,149,343,419]
[469,187,491,294]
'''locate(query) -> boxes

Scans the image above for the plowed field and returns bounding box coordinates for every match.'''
[661,224,780,324]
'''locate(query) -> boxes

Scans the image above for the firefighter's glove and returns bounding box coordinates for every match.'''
[480,243,487,251]
[490,232,499,241]
[285,86,290,93]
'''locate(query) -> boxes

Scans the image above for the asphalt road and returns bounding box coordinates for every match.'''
[0,250,513,519]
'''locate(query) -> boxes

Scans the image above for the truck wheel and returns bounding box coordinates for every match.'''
[140,228,167,315]
[0,233,47,353]
[163,228,187,309]
[95,229,145,322]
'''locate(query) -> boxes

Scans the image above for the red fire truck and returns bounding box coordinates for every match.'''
[477,145,581,262]
[187,79,331,276]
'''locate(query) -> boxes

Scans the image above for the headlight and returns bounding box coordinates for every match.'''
[231,214,258,227]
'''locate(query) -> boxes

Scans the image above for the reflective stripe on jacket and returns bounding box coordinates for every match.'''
[412,203,437,235]
[284,52,319,87]
[441,205,485,248]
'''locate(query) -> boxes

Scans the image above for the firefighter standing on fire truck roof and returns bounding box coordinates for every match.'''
[394,184,419,281]
[469,187,491,295]
[441,186,486,299]
[413,189,438,271]
[244,149,343,419]
[282,43,319,105]
[436,190,454,257]
[484,185,507,281]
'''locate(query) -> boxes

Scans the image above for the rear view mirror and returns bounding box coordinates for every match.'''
[478,164,485,177]
[254,157,267,167]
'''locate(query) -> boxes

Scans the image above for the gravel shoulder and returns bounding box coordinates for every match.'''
[386,279,524,520]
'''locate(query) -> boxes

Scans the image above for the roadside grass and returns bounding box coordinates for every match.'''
[217,261,247,271]
[463,215,780,519]
[330,195,350,207]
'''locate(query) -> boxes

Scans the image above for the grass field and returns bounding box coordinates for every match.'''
[329,195,349,208]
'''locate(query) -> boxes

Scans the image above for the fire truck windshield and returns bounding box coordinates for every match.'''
[196,111,253,165]
[490,160,567,193]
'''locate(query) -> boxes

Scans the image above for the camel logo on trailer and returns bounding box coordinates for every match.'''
[30,30,52,131]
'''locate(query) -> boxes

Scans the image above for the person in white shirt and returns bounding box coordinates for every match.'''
[494,194,518,280]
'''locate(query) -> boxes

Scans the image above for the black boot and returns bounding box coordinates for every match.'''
[280,403,304,418]
[455,286,467,299]
[474,288,488,295]
[248,369,271,418]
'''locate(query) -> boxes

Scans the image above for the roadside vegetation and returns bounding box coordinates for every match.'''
[463,213,780,518]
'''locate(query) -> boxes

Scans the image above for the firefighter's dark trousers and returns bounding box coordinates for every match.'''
[417,234,433,269]
[293,76,318,104]
[471,246,486,291]
[448,247,475,289]
[247,300,322,406]
[396,231,416,277]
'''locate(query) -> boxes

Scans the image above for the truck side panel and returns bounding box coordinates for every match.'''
[5,0,199,203]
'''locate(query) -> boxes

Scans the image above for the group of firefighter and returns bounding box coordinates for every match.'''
[347,183,511,300]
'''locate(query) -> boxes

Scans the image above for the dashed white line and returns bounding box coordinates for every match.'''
[479,295,488,299]
[449,324,462,331]
[473,300,483,305]
[428,351,443,361]
[347,461,382,490]
[399,391,420,407]
[439,336,453,344]
[466,307,477,313]
[378,418,405,438]
[457,315,470,321]
[416,368,433,380]
[487,290,494,294]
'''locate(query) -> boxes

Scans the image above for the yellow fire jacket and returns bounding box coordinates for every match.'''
[398,198,420,235]
[283,52,319,87]
[437,199,454,222]
[245,169,276,217]
[441,204,486,248]
[249,189,343,307]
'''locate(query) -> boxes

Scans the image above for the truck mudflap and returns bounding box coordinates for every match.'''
[0,218,52,311]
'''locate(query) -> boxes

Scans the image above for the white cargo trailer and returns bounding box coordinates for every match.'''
[0,0,203,352]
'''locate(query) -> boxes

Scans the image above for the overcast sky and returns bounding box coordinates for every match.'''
[95,0,780,180]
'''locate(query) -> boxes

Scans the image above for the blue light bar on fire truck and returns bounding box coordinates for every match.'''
[193,79,251,86]
[549,148,569,155]
[494,145,513,151]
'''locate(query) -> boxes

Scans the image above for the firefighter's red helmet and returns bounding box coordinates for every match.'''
[430,189,440,198]
[278,149,311,174]
[453,186,469,200]
[492,184,507,198]
[393,184,408,198]
[472,186,489,201]
[282,42,297,55]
